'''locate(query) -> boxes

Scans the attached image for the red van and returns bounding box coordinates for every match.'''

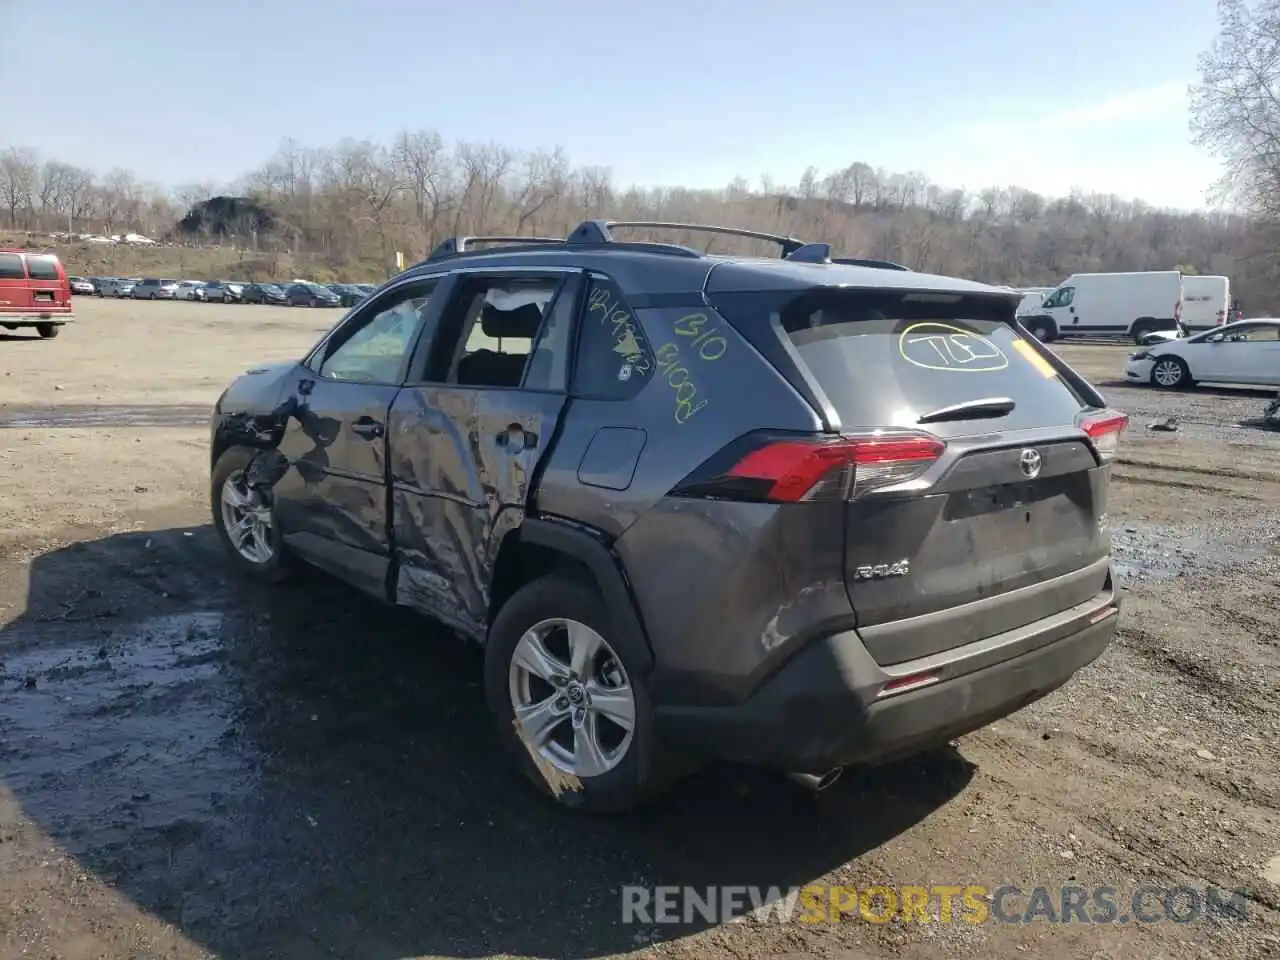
[0,249,74,338]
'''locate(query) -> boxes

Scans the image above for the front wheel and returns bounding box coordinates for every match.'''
[36,323,59,338]
[1025,317,1056,342]
[211,446,292,582]
[1151,356,1192,389]
[484,574,676,813]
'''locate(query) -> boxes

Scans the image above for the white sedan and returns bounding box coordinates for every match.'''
[1124,318,1280,389]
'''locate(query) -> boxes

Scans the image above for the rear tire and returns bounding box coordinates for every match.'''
[211,446,293,583]
[36,323,59,339]
[484,573,679,813]
[1130,319,1156,345]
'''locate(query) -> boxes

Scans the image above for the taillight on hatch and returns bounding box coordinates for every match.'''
[672,432,946,503]
[1078,409,1128,463]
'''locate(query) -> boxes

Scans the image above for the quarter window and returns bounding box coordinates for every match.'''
[571,276,655,400]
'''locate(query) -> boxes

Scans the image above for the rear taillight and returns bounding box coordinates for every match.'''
[1078,409,1128,463]
[1216,309,1226,324]
[1174,299,1182,323]
[673,431,946,503]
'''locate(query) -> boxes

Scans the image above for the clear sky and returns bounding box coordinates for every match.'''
[0,0,1224,210]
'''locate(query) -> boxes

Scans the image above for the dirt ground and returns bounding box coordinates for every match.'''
[0,299,1277,960]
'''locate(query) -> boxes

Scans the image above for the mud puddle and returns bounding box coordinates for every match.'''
[0,404,211,428]
[0,611,253,821]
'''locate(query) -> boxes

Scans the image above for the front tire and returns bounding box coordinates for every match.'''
[1151,356,1192,389]
[484,573,674,813]
[1025,317,1056,342]
[211,446,291,582]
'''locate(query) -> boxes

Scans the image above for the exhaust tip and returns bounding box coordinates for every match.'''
[786,767,844,792]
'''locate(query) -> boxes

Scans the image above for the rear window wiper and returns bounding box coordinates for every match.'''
[917,397,1016,424]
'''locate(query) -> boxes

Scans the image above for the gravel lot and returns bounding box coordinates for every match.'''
[0,299,1277,960]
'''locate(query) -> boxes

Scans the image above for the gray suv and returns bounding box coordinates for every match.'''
[209,220,1127,812]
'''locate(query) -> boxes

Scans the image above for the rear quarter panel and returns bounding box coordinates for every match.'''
[536,303,853,705]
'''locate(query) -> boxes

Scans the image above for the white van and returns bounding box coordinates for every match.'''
[1179,275,1230,332]
[1018,271,1184,344]
[1014,287,1054,317]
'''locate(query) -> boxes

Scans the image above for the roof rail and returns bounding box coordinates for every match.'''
[426,235,564,261]
[568,220,808,257]
[832,257,911,272]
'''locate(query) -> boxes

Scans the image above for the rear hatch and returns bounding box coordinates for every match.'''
[709,282,1124,666]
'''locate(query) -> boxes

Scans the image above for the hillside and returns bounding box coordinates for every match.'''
[0,232,390,285]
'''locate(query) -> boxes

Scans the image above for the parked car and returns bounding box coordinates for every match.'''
[209,220,1129,812]
[197,280,244,303]
[0,248,73,338]
[1124,318,1280,389]
[67,275,96,295]
[283,282,341,307]
[98,277,136,298]
[131,278,180,300]
[243,283,289,305]
[174,280,206,301]
[327,283,368,307]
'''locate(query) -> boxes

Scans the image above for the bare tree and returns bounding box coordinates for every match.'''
[0,147,38,228]
[1191,0,1280,214]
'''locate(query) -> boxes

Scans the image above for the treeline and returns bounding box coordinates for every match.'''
[1,134,1273,306]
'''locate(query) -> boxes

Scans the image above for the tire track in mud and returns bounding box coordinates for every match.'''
[0,404,210,428]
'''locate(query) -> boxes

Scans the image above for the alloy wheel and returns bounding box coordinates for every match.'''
[508,617,636,778]
[1153,359,1184,387]
[219,470,274,564]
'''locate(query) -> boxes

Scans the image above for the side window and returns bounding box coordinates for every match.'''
[449,277,561,388]
[1225,324,1277,342]
[317,280,436,384]
[523,277,580,392]
[571,276,655,400]
[1042,286,1074,309]
[0,254,23,280]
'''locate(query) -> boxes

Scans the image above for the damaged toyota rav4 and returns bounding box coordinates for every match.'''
[209,220,1128,812]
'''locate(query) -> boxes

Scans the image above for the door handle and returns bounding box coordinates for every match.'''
[351,417,385,439]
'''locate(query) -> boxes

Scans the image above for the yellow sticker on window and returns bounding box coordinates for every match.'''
[1011,338,1058,378]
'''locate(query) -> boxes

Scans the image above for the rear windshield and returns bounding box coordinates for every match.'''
[771,289,1087,433]
[25,255,61,281]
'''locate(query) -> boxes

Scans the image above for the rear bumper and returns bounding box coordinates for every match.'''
[0,312,73,325]
[654,581,1119,773]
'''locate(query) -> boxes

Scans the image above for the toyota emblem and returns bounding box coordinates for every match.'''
[1018,448,1043,479]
